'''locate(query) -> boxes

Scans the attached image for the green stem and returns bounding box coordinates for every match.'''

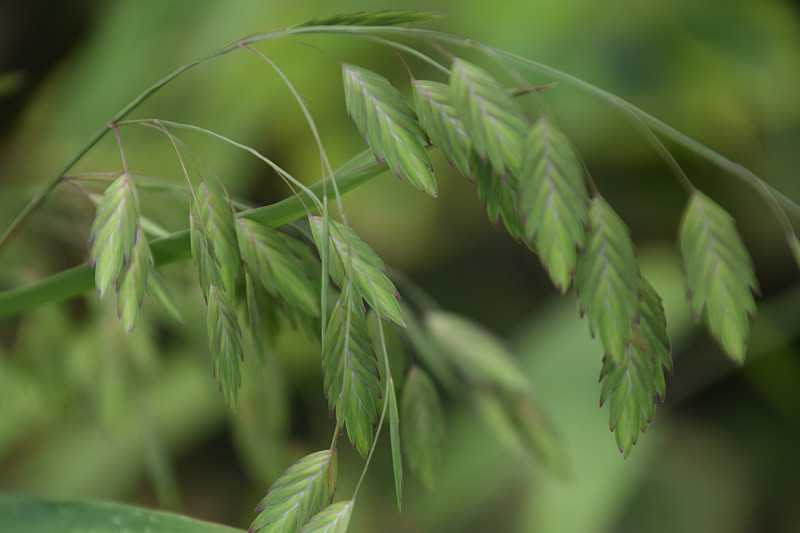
[126,119,324,213]
[617,105,696,194]
[0,150,385,319]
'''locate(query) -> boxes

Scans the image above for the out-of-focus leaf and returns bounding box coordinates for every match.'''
[426,310,528,393]
[575,196,641,364]
[207,284,243,409]
[343,64,437,196]
[450,58,528,176]
[387,377,403,511]
[310,216,404,326]
[519,116,590,292]
[250,450,337,533]
[401,366,445,490]
[145,266,183,322]
[402,305,459,393]
[0,72,23,98]
[510,392,570,477]
[679,191,758,363]
[472,389,522,453]
[89,174,137,299]
[323,290,381,458]
[116,227,151,334]
[413,80,472,178]
[295,11,440,27]
[298,501,353,533]
[472,387,569,475]
[789,234,800,272]
[236,218,319,316]
[0,495,243,533]
[367,312,409,390]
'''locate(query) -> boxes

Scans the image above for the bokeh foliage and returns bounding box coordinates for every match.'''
[1,1,800,532]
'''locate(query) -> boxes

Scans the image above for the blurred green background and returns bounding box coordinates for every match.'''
[1,0,800,531]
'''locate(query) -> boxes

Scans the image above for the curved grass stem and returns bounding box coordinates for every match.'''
[0,48,233,254]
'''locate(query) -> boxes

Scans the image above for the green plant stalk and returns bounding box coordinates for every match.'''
[0,150,385,319]
[135,119,324,212]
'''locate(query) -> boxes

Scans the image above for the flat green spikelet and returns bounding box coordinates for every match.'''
[679,191,758,363]
[195,178,241,295]
[450,58,529,176]
[599,279,672,457]
[413,80,472,178]
[323,289,382,458]
[470,154,525,241]
[299,501,353,533]
[310,216,404,326]
[520,116,590,292]
[576,196,641,364]
[250,450,337,533]
[236,218,320,316]
[115,227,152,334]
[89,174,138,300]
[206,284,243,409]
[343,64,437,196]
